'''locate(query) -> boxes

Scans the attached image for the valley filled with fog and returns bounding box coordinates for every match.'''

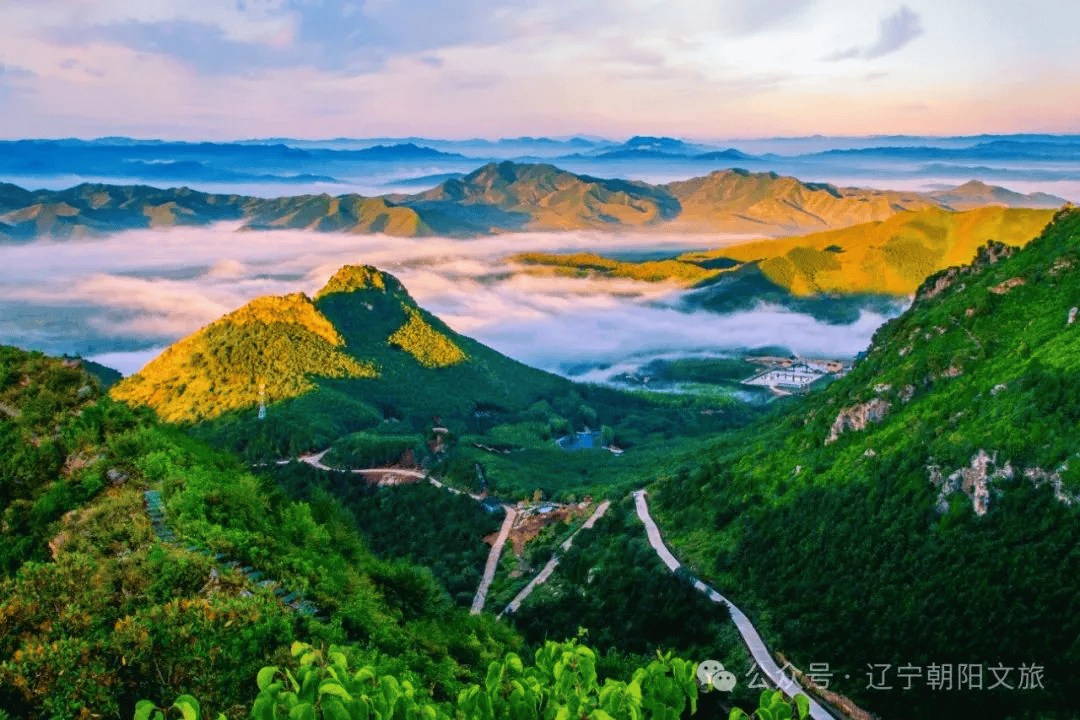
[5,132,1079,383]
[0,222,899,380]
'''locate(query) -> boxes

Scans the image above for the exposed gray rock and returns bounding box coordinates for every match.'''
[1068,307,1078,325]
[1024,464,1078,507]
[930,452,1079,515]
[826,398,891,444]
[928,449,1010,516]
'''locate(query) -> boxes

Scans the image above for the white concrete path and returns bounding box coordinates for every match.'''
[471,506,518,614]
[632,490,838,720]
[499,500,611,617]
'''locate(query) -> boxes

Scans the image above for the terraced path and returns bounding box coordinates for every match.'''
[143,489,320,617]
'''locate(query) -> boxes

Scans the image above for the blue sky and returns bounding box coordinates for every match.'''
[0,0,1076,139]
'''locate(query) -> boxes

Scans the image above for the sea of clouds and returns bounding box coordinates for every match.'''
[0,223,898,378]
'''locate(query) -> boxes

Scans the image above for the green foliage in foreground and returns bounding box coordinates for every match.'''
[137,640,700,720]
[729,689,810,720]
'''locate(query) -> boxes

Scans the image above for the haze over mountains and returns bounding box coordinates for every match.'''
[0,163,1067,242]
[4,134,1079,194]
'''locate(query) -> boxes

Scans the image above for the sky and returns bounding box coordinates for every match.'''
[0,0,1077,139]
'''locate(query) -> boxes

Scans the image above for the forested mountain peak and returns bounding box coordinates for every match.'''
[110,284,378,424]
[315,264,405,300]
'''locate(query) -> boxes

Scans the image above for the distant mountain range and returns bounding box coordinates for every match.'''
[0,163,1069,241]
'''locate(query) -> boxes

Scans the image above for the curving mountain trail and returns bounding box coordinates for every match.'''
[276,450,486,495]
[498,499,611,618]
[471,506,518,615]
[632,490,838,720]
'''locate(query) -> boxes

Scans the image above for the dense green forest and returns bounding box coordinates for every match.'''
[263,461,502,607]
[500,499,826,718]
[107,266,762,504]
[0,345,521,719]
[652,207,1080,719]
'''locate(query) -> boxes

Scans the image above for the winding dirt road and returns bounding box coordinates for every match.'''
[471,505,517,615]
[271,450,503,612]
[498,499,611,618]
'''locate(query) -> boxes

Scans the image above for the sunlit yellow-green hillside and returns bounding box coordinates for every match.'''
[511,252,720,284]
[681,206,1056,295]
[314,263,389,298]
[111,294,377,423]
[388,307,468,367]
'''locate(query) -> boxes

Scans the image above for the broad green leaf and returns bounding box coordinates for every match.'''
[257,666,279,692]
[252,698,276,720]
[320,680,355,703]
[589,710,616,720]
[288,703,316,720]
[321,697,352,720]
[300,668,320,704]
[486,661,506,698]
[505,653,524,675]
[171,697,198,720]
[134,700,156,720]
[794,696,810,719]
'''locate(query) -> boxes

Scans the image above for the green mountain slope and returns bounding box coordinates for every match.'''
[651,207,1080,719]
[244,193,432,236]
[110,265,573,459]
[0,345,519,719]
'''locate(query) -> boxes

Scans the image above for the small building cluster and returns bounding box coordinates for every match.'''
[741,356,851,393]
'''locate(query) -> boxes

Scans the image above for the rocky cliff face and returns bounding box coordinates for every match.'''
[825,398,891,444]
[914,240,1018,304]
[929,451,1079,516]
